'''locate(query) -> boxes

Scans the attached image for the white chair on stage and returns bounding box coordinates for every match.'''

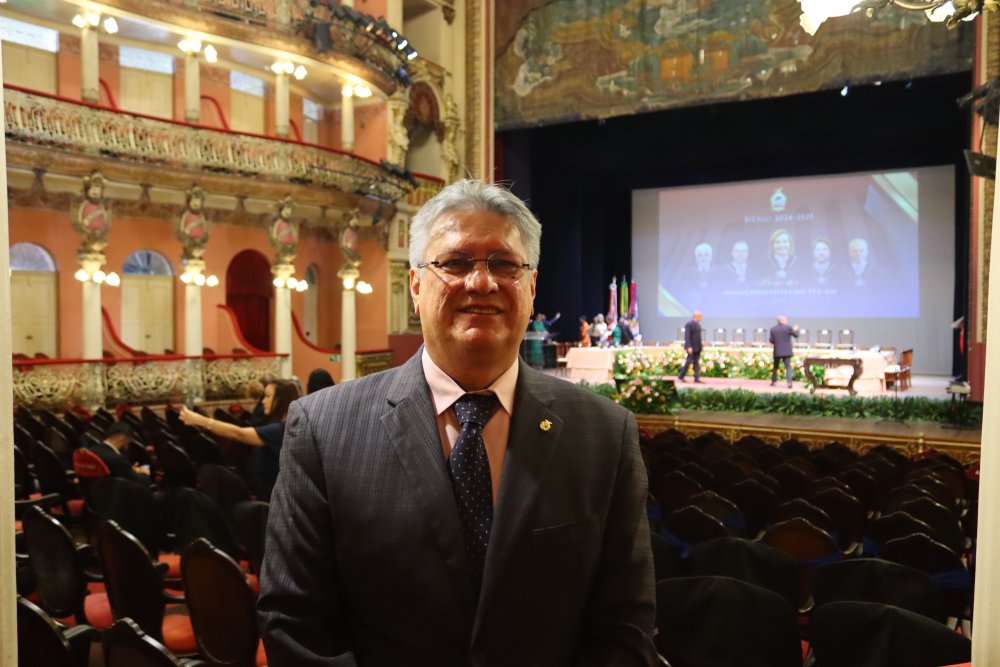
[794,328,810,348]
[753,328,768,346]
[816,329,833,348]
[712,328,727,345]
[732,328,747,345]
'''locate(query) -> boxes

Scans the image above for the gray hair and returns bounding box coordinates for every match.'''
[408,179,542,269]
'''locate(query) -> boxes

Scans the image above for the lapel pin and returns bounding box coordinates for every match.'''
[540,419,552,432]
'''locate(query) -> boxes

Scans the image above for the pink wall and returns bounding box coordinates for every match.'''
[354,103,388,162]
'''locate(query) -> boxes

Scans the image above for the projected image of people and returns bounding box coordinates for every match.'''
[694,243,714,289]
[811,238,834,286]
[651,169,926,319]
[847,237,874,287]
[726,240,751,286]
[764,228,796,285]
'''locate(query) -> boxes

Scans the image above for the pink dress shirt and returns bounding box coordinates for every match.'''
[421,349,517,504]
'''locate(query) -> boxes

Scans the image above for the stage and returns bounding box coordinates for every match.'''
[547,370,981,463]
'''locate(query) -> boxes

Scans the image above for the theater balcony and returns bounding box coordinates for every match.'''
[4,85,411,213]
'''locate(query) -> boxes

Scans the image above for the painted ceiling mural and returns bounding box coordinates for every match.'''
[495,0,974,129]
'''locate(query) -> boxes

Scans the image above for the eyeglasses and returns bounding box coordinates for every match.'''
[417,251,533,281]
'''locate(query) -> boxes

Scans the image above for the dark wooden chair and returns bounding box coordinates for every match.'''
[231,500,269,576]
[769,462,812,499]
[157,441,199,489]
[768,498,836,537]
[21,505,112,628]
[880,533,971,621]
[884,348,913,391]
[687,490,746,536]
[837,467,881,511]
[864,510,936,555]
[31,443,85,520]
[762,517,841,610]
[810,558,946,624]
[654,576,802,667]
[14,422,39,460]
[808,486,867,551]
[723,478,778,539]
[97,520,197,656]
[182,538,267,667]
[899,497,966,555]
[663,505,729,556]
[17,596,98,667]
[103,618,209,667]
[198,464,252,520]
[811,601,969,667]
[163,487,242,559]
[689,537,798,609]
[650,470,704,514]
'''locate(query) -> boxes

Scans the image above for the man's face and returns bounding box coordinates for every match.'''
[693,312,702,323]
[410,209,537,366]
[778,315,788,325]
[732,242,748,264]
[814,242,830,263]
[850,240,868,263]
[695,246,712,270]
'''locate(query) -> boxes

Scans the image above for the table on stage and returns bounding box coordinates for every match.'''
[565,344,894,393]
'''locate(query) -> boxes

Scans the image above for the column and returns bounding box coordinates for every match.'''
[80,24,99,103]
[272,264,293,379]
[275,0,292,32]
[275,72,290,139]
[182,260,205,403]
[338,267,360,381]
[184,52,200,123]
[0,40,17,665]
[80,254,104,359]
[341,89,355,152]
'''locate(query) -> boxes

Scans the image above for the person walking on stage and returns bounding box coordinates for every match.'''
[769,314,799,388]
[678,311,704,383]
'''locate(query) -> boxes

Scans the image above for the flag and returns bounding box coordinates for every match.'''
[608,276,618,324]
[620,275,628,322]
[629,279,638,321]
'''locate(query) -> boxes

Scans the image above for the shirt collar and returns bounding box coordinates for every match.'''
[421,348,518,418]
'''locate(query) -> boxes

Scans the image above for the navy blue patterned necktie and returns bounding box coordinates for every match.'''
[450,392,500,596]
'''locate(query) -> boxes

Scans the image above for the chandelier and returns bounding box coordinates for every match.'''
[799,0,999,35]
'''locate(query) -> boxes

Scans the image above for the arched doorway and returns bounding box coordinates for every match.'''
[10,242,58,357]
[226,250,272,351]
[121,249,175,353]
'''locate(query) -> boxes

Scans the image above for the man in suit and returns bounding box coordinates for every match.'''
[85,422,151,487]
[677,311,703,383]
[769,314,800,388]
[259,180,657,666]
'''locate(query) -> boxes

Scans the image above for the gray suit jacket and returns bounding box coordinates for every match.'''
[769,324,799,358]
[258,352,657,666]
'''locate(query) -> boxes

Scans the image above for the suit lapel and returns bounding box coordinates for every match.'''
[381,353,475,614]
[474,363,563,637]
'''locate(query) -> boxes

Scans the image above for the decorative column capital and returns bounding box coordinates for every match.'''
[338,267,361,290]
[272,262,296,283]
[77,252,107,273]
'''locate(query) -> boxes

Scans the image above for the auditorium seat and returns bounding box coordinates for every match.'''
[810,601,970,667]
[17,596,98,667]
[762,517,842,609]
[689,537,798,609]
[102,617,209,667]
[810,559,947,624]
[182,538,267,667]
[654,576,802,667]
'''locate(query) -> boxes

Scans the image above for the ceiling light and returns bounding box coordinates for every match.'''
[86,12,100,27]
[353,84,372,98]
[341,83,354,97]
[293,65,307,80]
[283,61,294,74]
[396,39,408,50]
[102,17,118,34]
[204,45,218,63]
[72,14,87,29]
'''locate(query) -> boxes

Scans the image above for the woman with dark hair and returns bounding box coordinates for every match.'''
[306,368,335,394]
[180,379,299,500]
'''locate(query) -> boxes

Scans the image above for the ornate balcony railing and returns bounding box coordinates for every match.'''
[13,353,284,411]
[406,173,446,208]
[146,0,410,90]
[3,86,412,203]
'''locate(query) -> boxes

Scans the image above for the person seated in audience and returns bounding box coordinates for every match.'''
[306,368,336,395]
[180,379,299,501]
[86,421,151,487]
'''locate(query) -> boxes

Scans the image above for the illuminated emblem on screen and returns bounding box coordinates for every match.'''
[770,188,787,212]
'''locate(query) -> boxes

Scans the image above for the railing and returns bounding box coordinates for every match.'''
[155,0,409,89]
[13,352,284,410]
[3,86,412,203]
[407,173,446,207]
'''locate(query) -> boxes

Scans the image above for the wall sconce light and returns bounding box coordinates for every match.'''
[180,271,218,286]
[273,276,309,291]
[356,280,373,295]
[75,268,120,286]
[271,60,306,80]
[73,12,117,33]
[179,38,218,63]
